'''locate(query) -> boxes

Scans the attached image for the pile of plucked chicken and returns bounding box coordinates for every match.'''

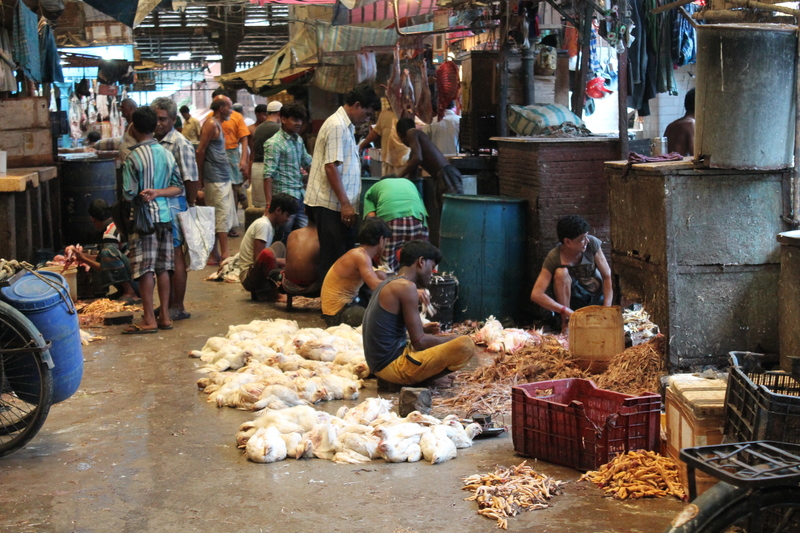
[190,319,482,465]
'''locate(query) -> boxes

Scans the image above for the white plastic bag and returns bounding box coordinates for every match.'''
[176,206,215,271]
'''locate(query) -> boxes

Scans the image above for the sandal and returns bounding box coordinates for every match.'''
[122,324,157,335]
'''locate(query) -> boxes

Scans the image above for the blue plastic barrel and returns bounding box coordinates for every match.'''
[1,271,83,403]
[439,194,527,323]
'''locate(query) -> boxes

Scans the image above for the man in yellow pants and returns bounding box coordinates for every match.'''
[362,240,475,388]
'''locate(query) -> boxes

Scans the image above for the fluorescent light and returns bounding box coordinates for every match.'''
[169,51,192,61]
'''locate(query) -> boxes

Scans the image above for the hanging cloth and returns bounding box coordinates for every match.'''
[39,19,64,84]
[13,0,41,83]
[671,2,697,66]
[0,28,16,92]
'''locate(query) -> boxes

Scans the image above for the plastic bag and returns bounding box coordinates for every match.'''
[176,206,215,271]
[132,196,155,235]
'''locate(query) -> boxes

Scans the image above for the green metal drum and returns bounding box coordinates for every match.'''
[439,194,526,323]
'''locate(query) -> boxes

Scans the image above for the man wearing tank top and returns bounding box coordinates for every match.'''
[362,240,476,388]
[196,95,234,265]
[530,214,613,333]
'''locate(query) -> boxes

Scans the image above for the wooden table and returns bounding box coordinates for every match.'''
[0,166,59,263]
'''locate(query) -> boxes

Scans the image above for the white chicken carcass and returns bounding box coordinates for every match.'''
[325,323,363,345]
[296,338,337,362]
[472,316,504,346]
[420,425,458,464]
[304,422,339,460]
[373,422,429,443]
[293,376,330,404]
[253,384,308,410]
[487,328,541,354]
[377,437,423,463]
[343,397,393,425]
[317,374,361,401]
[442,416,482,448]
[333,450,372,464]
[336,430,380,459]
[245,427,288,463]
[250,405,323,433]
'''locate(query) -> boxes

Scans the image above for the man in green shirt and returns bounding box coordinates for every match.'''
[364,176,428,271]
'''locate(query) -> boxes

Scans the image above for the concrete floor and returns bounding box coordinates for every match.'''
[0,243,687,533]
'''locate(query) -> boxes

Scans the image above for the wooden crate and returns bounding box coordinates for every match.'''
[665,375,727,496]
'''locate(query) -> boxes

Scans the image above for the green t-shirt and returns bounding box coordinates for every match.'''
[363,177,427,224]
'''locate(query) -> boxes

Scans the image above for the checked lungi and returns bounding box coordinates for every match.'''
[383,216,429,271]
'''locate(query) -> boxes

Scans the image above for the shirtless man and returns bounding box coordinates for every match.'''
[320,217,390,327]
[362,240,476,387]
[396,117,463,245]
[664,88,695,157]
[281,217,322,295]
[530,215,613,333]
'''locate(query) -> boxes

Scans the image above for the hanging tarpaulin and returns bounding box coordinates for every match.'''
[342,0,437,24]
[80,0,167,28]
[215,23,318,93]
[13,0,41,83]
[314,22,397,93]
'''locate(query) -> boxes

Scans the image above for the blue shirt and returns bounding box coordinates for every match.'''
[123,139,183,224]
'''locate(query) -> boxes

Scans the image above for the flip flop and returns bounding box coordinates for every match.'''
[120,297,142,305]
[157,324,173,330]
[171,310,191,321]
[122,324,157,335]
[206,259,220,267]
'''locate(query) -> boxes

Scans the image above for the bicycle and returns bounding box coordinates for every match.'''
[0,300,54,457]
[665,441,800,533]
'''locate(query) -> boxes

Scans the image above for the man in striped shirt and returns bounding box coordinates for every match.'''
[153,96,199,322]
[263,103,313,238]
[122,106,184,334]
[305,85,381,279]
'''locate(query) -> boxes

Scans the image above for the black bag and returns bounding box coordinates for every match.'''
[131,196,155,236]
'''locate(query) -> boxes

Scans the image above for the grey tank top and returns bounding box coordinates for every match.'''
[362,276,409,373]
[203,119,231,183]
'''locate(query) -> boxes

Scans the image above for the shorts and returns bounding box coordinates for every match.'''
[437,165,464,196]
[203,181,233,233]
[99,245,133,288]
[169,196,188,248]
[130,223,174,278]
[384,216,428,271]
[227,147,243,185]
[241,245,284,293]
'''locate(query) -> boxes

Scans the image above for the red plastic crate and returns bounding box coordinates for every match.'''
[511,378,661,471]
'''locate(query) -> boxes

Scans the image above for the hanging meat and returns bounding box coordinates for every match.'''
[436,60,460,121]
[415,59,433,124]
[385,46,416,120]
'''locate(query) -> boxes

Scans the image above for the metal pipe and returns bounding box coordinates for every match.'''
[522,47,535,105]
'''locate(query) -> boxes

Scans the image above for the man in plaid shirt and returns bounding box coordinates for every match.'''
[305,85,382,278]
[263,103,313,238]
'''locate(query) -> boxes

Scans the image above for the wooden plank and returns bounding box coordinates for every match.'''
[0,195,16,259]
[12,166,58,182]
[0,170,38,192]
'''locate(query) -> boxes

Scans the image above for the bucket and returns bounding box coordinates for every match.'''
[568,305,625,372]
[696,24,796,169]
[1,271,83,403]
[428,275,458,328]
[439,194,526,322]
[61,158,117,245]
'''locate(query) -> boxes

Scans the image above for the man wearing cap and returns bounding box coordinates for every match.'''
[251,101,283,208]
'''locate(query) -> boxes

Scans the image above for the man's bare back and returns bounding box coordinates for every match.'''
[284,225,319,284]
[406,129,450,177]
[664,116,695,156]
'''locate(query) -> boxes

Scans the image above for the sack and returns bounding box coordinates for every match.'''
[177,206,216,271]
[507,104,586,136]
[132,196,155,235]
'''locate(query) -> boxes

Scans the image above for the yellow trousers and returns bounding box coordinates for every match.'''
[375,336,476,385]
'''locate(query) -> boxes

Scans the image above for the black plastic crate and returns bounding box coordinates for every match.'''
[725,352,800,444]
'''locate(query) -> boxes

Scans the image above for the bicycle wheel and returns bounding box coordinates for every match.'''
[0,301,53,457]
[667,482,800,533]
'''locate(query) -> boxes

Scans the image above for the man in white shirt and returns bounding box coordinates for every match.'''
[423,100,460,156]
[305,85,381,279]
[239,193,296,300]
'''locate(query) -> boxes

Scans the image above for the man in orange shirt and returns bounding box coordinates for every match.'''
[213,88,250,237]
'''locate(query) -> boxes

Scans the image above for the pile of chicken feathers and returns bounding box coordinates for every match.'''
[192,319,484,465]
[237,400,483,465]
